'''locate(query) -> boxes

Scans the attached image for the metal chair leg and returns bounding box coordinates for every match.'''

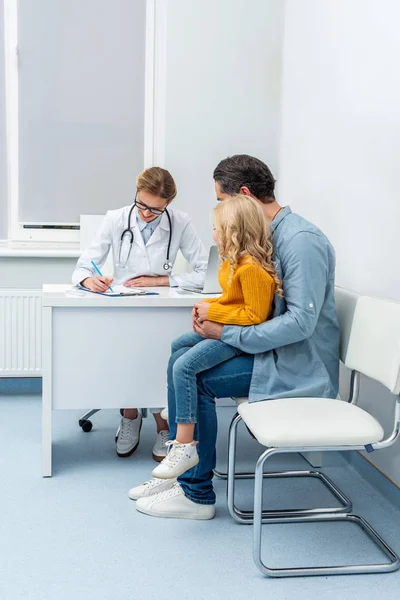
[227,413,352,523]
[78,409,100,425]
[253,447,400,577]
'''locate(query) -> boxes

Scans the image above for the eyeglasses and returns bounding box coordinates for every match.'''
[134,197,167,216]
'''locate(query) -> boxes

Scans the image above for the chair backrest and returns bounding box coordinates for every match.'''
[171,250,190,276]
[345,295,400,395]
[335,286,360,363]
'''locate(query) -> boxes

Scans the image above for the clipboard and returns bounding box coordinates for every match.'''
[77,284,159,297]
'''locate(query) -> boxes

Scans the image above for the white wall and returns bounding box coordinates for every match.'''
[164,0,284,244]
[0,258,76,288]
[279,0,400,484]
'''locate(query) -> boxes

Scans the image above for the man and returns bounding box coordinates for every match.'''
[133,155,340,519]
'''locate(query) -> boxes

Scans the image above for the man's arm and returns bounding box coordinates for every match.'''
[221,232,330,354]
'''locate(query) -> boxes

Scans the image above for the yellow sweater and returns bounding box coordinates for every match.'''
[205,256,276,326]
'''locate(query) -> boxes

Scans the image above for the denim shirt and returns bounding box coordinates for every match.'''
[222,207,340,402]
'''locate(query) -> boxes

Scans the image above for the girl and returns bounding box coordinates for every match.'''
[152,194,282,479]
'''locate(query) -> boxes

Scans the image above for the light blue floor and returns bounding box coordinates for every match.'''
[1,394,400,600]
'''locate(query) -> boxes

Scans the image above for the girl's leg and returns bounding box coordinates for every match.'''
[152,340,241,479]
[173,339,241,437]
[176,423,195,444]
[171,331,204,355]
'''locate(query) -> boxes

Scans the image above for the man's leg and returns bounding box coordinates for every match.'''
[136,354,254,518]
[178,353,254,505]
[152,339,241,478]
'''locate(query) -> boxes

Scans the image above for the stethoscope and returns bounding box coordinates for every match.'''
[117,198,173,271]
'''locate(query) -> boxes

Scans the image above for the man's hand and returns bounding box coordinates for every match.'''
[82,276,113,293]
[124,276,169,288]
[193,318,224,340]
[194,301,209,323]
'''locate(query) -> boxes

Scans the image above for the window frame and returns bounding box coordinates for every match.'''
[2,0,166,245]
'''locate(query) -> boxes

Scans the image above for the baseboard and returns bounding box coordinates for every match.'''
[343,450,400,506]
[0,377,42,395]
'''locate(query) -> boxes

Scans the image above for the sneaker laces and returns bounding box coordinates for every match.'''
[149,482,182,504]
[119,417,137,441]
[159,430,170,446]
[162,440,186,468]
[141,478,163,490]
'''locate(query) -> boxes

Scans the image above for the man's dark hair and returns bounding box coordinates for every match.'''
[213,155,276,203]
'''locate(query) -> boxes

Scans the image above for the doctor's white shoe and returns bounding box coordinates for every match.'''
[136,482,215,520]
[128,477,177,501]
[116,415,142,457]
[152,440,199,479]
[152,429,170,462]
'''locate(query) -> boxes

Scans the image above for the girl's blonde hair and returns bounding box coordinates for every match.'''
[136,167,177,203]
[214,195,282,295]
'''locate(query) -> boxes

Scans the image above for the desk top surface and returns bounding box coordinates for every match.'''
[42,284,216,308]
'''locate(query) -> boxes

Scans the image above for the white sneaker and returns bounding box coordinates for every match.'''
[136,482,215,520]
[160,407,168,421]
[128,477,177,501]
[152,430,170,462]
[116,415,142,457]
[152,439,199,479]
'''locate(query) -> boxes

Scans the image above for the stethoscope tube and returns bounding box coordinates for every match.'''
[120,203,173,271]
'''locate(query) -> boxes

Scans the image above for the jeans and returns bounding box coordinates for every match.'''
[167,339,254,505]
[171,331,242,424]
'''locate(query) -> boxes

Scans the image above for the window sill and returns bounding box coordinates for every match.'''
[0,241,81,258]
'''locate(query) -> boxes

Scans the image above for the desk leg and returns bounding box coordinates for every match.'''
[42,307,52,477]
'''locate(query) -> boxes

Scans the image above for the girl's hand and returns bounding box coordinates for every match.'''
[194,301,209,323]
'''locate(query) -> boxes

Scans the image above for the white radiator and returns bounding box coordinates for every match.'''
[0,288,42,376]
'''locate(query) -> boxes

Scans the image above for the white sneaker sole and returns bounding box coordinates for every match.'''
[152,454,199,479]
[136,501,215,520]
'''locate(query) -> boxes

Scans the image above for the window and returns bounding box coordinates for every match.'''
[0,0,6,240]
[3,0,153,244]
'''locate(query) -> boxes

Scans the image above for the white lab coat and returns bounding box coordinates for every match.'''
[72,206,208,288]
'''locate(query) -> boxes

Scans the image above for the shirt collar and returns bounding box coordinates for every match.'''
[136,212,162,232]
[269,206,291,233]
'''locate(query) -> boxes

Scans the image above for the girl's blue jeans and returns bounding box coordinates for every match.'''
[170,331,242,424]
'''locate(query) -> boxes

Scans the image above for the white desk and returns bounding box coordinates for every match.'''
[41,284,212,477]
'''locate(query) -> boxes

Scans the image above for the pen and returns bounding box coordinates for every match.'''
[90,260,114,291]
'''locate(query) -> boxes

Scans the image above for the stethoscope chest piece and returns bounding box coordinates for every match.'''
[163,260,173,271]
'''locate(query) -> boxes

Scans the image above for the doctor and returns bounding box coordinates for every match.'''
[72,166,208,461]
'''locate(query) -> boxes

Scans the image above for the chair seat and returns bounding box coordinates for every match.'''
[238,398,384,448]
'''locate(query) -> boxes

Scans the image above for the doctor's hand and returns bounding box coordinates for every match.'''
[193,318,223,340]
[124,276,169,288]
[82,276,113,293]
[194,301,209,323]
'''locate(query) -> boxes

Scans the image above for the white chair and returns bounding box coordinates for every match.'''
[227,291,400,577]
[223,287,358,520]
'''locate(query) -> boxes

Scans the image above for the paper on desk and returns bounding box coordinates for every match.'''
[76,284,151,296]
[101,285,147,295]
